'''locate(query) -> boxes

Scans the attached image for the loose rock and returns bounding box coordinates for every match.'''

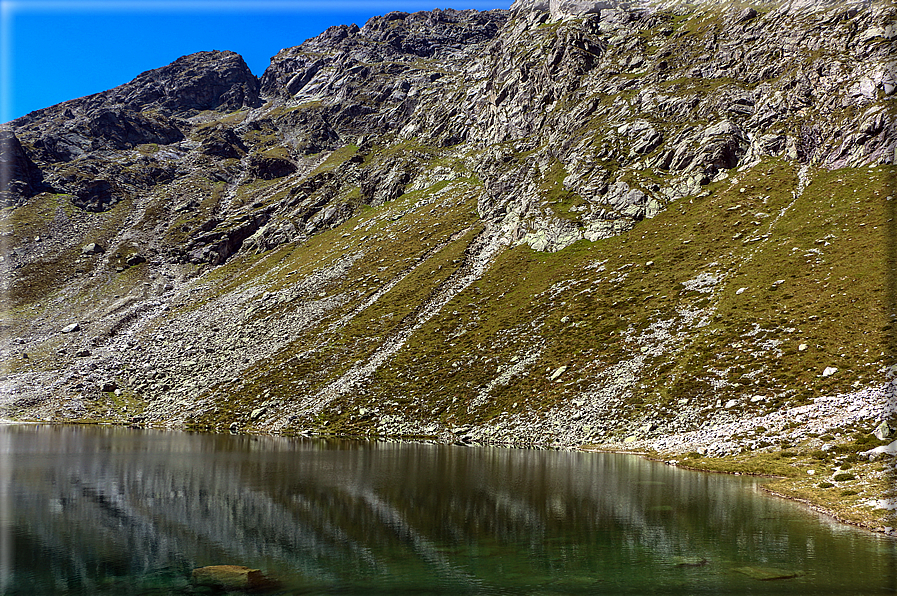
[81,243,104,255]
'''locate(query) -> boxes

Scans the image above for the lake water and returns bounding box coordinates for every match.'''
[0,425,894,595]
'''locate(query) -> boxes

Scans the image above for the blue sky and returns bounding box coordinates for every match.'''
[1,0,506,123]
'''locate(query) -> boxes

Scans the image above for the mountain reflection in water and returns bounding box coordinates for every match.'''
[1,425,894,595]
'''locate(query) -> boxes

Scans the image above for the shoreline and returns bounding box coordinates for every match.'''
[756,485,895,537]
[586,445,897,538]
[674,457,895,538]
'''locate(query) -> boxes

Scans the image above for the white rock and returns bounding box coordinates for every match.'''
[549,366,568,381]
[864,498,897,510]
[798,343,808,351]
[861,440,897,459]
[736,287,747,295]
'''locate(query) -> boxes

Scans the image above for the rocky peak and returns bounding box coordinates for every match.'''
[15,50,258,126]
[11,50,258,164]
[3,50,260,209]
[510,0,649,18]
[108,49,260,115]
[257,8,509,144]
[358,8,508,58]
[511,0,875,19]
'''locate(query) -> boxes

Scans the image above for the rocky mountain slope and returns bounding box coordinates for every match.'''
[1,0,895,528]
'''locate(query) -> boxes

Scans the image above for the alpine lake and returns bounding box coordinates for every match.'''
[1,424,894,595]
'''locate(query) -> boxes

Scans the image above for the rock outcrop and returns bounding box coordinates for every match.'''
[0,130,46,205]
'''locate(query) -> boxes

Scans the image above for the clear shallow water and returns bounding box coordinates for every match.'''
[0,425,894,595]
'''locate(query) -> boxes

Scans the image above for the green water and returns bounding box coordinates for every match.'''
[0,425,893,595]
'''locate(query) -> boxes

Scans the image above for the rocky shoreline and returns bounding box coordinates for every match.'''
[757,486,896,537]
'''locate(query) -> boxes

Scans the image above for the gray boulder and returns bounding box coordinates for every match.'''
[873,420,894,440]
[81,243,104,255]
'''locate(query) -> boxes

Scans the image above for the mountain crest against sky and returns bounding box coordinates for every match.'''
[1,0,895,531]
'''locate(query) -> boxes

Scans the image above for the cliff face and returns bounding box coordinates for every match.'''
[0,0,895,465]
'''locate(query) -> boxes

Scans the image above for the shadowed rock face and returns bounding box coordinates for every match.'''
[0,130,46,206]
[0,2,895,481]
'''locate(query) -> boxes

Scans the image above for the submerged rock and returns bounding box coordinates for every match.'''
[191,565,274,591]
[732,566,799,581]
[672,556,708,567]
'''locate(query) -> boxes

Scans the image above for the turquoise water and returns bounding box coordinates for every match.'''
[0,424,894,595]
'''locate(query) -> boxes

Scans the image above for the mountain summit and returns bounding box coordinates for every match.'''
[1,0,895,529]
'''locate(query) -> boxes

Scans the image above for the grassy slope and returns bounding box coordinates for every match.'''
[336,160,893,432]
[183,178,484,430]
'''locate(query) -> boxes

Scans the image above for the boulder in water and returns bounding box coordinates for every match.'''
[191,565,273,591]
